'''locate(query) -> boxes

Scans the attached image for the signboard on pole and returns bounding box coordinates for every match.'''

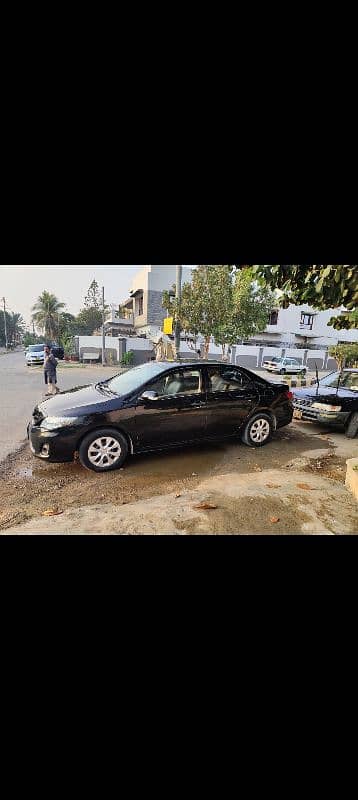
[163,317,174,335]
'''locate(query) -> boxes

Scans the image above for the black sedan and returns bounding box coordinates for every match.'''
[293,369,358,438]
[28,361,294,472]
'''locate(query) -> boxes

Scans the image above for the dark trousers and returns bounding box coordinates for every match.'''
[44,371,57,385]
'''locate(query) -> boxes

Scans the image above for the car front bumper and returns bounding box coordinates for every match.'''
[293,403,350,426]
[27,423,78,462]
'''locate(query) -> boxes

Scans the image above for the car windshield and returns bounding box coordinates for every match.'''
[29,345,45,352]
[106,363,170,396]
[319,371,358,391]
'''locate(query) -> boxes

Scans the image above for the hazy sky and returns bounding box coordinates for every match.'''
[0,265,193,328]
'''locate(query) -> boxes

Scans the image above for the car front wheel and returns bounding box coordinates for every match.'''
[346,413,358,439]
[79,428,128,472]
[241,414,273,448]
[280,369,286,375]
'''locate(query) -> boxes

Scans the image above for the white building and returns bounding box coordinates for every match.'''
[123,265,193,336]
[254,304,358,348]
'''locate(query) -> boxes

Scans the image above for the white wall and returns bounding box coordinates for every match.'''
[125,337,153,351]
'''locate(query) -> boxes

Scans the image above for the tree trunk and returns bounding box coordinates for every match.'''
[203,336,211,359]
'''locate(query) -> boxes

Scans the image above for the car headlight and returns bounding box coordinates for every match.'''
[41,417,81,430]
[312,403,342,412]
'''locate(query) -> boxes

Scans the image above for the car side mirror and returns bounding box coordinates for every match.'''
[140,391,159,402]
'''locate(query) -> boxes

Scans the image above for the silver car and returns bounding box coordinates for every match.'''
[265,357,306,376]
[26,345,45,366]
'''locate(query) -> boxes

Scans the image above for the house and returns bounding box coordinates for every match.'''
[123,265,193,336]
[99,304,135,337]
[251,304,358,348]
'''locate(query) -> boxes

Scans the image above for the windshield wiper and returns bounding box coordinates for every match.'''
[95,382,118,396]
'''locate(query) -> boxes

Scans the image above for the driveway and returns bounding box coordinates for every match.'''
[0,351,118,463]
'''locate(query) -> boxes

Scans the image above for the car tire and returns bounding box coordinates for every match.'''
[346,413,358,439]
[79,428,128,472]
[241,413,273,448]
[280,369,286,375]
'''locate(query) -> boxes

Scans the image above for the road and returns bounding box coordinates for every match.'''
[0,352,118,463]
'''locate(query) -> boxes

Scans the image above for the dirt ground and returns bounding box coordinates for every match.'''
[1,421,357,534]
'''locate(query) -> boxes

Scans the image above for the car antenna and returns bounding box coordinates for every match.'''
[315,362,320,395]
[336,358,345,396]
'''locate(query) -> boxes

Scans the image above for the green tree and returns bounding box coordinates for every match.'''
[164,266,274,358]
[76,307,104,336]
[248,265,358,329]
[84,279,101,309]
[7,312,25,346]
[32,291,66,340]
[329,343,358,370]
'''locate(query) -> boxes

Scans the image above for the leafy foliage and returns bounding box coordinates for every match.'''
[248,265,358,329]
[329,343,358,370]
[84,280,102,309]
[121,350,134,366]
[163,266,274,357]
[31,291,66,340]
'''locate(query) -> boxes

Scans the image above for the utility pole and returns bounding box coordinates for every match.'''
[175,265,182,359]
[2,297,8,349]
[102,286,106,365]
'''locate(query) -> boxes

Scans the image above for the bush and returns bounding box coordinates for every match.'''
[121,350,134,366]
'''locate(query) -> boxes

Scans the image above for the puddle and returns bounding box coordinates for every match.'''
[129,443,230,479]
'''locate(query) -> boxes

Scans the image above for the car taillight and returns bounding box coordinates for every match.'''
[284,390,293,401]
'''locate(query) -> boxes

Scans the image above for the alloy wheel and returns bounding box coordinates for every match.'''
[88,437,122,468]
[250,419,271,444]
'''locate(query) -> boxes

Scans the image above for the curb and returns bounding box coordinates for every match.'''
[346,458,358,502]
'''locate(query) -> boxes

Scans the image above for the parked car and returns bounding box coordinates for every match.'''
[27,361,294,472]
[26,343,64,366]
[26,344,46,366]
[293,369,358,438]
[265,357,306,376]
[263,356,281,369]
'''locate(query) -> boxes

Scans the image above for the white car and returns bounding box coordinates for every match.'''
[265,357,306,376]
[26,345,45,366]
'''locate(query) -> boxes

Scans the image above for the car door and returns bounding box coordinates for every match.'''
[205,365,259,439]
[134,366,207,450]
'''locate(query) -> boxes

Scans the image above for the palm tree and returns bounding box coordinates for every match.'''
[32,291,66,341]
[8,312,25,346]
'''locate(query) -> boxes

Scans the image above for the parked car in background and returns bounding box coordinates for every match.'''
[28,361,294,472]
[263,356,281,370]
[26,344,46,366]
[265,357,306,376]
[26,343,64,366]
[293,369,358,438]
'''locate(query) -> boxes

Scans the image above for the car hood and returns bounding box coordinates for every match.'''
[294,386,356,402]
[38,384,123,417]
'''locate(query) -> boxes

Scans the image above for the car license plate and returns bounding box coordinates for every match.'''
[293,409,303,420]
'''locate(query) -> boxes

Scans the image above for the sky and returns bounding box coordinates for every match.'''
[0,265,194,328]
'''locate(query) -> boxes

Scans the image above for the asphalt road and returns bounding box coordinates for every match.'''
[0,351,330,465]
[0,352,118,463]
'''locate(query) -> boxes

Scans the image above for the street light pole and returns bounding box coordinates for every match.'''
[102,286,106,366]
[2,297,8,349]
[175,265,182,358]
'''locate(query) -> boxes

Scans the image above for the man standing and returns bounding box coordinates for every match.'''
[44,346,59,395]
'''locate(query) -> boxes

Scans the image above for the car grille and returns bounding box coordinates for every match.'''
[293,396,320,421]
[294,397,313,408]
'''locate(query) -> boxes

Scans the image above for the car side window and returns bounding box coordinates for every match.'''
[208,367,251,393]
[148,370,202,397]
